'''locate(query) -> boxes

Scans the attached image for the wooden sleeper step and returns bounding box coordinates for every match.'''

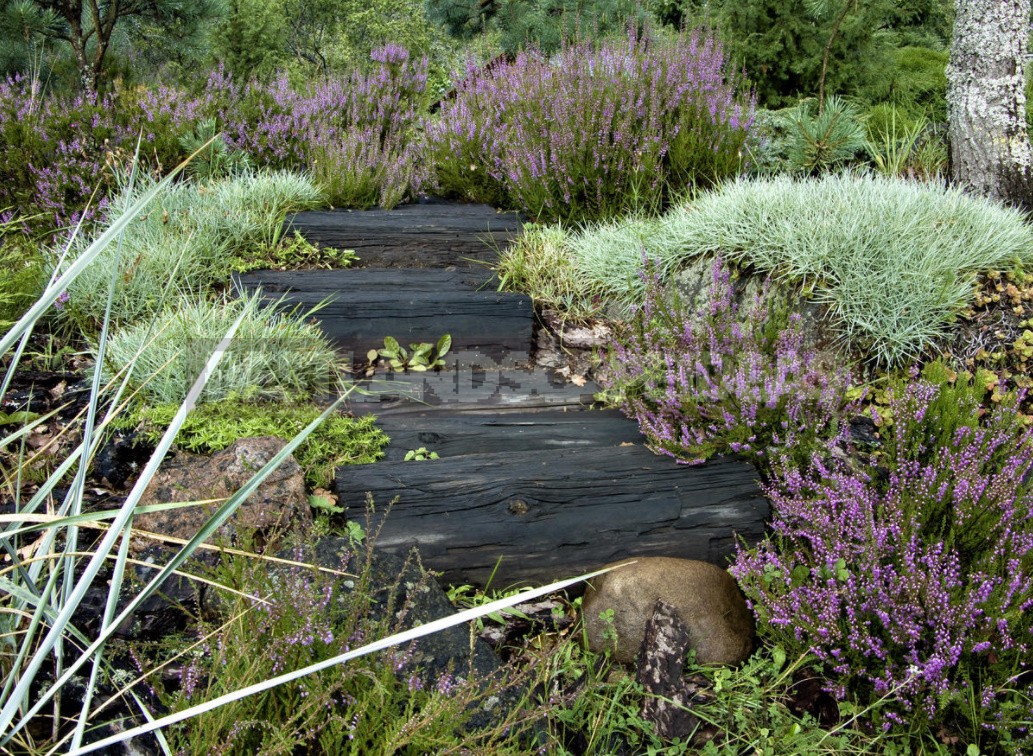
[335,446,768,588]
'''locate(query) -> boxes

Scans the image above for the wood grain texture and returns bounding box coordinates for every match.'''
[374,407,644,460]
[234,268,534,360]
[284,201,525,268]
[336,446,768,587]
[345,368,600,413]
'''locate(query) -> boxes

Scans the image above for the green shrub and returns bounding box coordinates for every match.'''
[864,105,947,180]
[786,97,867,175]
[561,174,1033,366]
[0,229,46,336]
[55,171,323,329]
[126,399,387,487]
[177,117,253,182]
[862,46,948,123]
[102,292,338,405]
[743,107,799,176]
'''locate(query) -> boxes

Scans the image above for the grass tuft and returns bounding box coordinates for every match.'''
[55,171,323,330]
[102,291,339,406]
[518,173,1033,366]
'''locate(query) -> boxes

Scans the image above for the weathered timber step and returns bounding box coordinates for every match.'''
[375,407,644,461]
[284,200,525,268]
[236,268,498,292]
[345,367,600,415]
[234,268,533,362]
[335,446,768,587]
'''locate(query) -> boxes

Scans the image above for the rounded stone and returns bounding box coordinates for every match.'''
[582,557,755,666]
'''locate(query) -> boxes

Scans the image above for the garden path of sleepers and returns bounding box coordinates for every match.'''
[234,200,768,588]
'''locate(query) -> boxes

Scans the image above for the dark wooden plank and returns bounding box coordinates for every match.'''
[335,447,768,587]
[285,201,525,268]
[375,408,644,460]
[234,268,498,293]
[235,275,534,361]
[346,368,600,413]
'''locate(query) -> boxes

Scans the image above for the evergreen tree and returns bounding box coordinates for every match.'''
[425,0,653,53]
[211,0,286,82]
[0,1,61,78]
[713,0,899,108]
[2,0,221,95]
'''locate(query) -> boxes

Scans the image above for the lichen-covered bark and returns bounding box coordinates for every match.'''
[947,0,1033,201]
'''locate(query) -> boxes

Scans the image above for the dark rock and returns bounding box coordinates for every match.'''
[73,545,212,643]
[131,436,310,550]
[583,557,755,666]
[636,599,707,741]
[94,431,154,489]
[287,537,528,733]
[848,415,881,448]
[787,674,841,728]
[305,537,503,682]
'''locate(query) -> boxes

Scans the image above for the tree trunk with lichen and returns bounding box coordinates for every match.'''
[947,0,1033,203]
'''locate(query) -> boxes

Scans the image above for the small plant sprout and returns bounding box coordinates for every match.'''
[404,447,440,461]
[373,333,451,372]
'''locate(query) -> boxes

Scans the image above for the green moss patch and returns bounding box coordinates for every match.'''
[127,400,388,488]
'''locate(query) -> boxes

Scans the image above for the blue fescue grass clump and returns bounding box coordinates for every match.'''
[102,292,338,406]
[54,170,323,329]
[562,173,1033,366]
[604,258,857,468]
[426,29,754,222]
[732,365,1033,749]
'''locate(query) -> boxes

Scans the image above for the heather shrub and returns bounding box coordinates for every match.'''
[102,292,338,405]
[558,174,1033,366]
[603,258,856,467]
[0,76,209,236]
[0,77,122,234]
[0,46,427,238]
[426,30,754,222]
[214,45,429,208]
[732,367,1033,748]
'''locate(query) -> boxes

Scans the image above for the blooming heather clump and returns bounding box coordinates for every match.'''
[426,30,754,222]
[0,76,195,236]
[213,46,428,208]
[732,370,1033,744]
[605,258,853,467]
[0,46,428,239]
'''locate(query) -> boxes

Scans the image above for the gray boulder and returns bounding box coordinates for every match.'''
[582,556,754,666]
